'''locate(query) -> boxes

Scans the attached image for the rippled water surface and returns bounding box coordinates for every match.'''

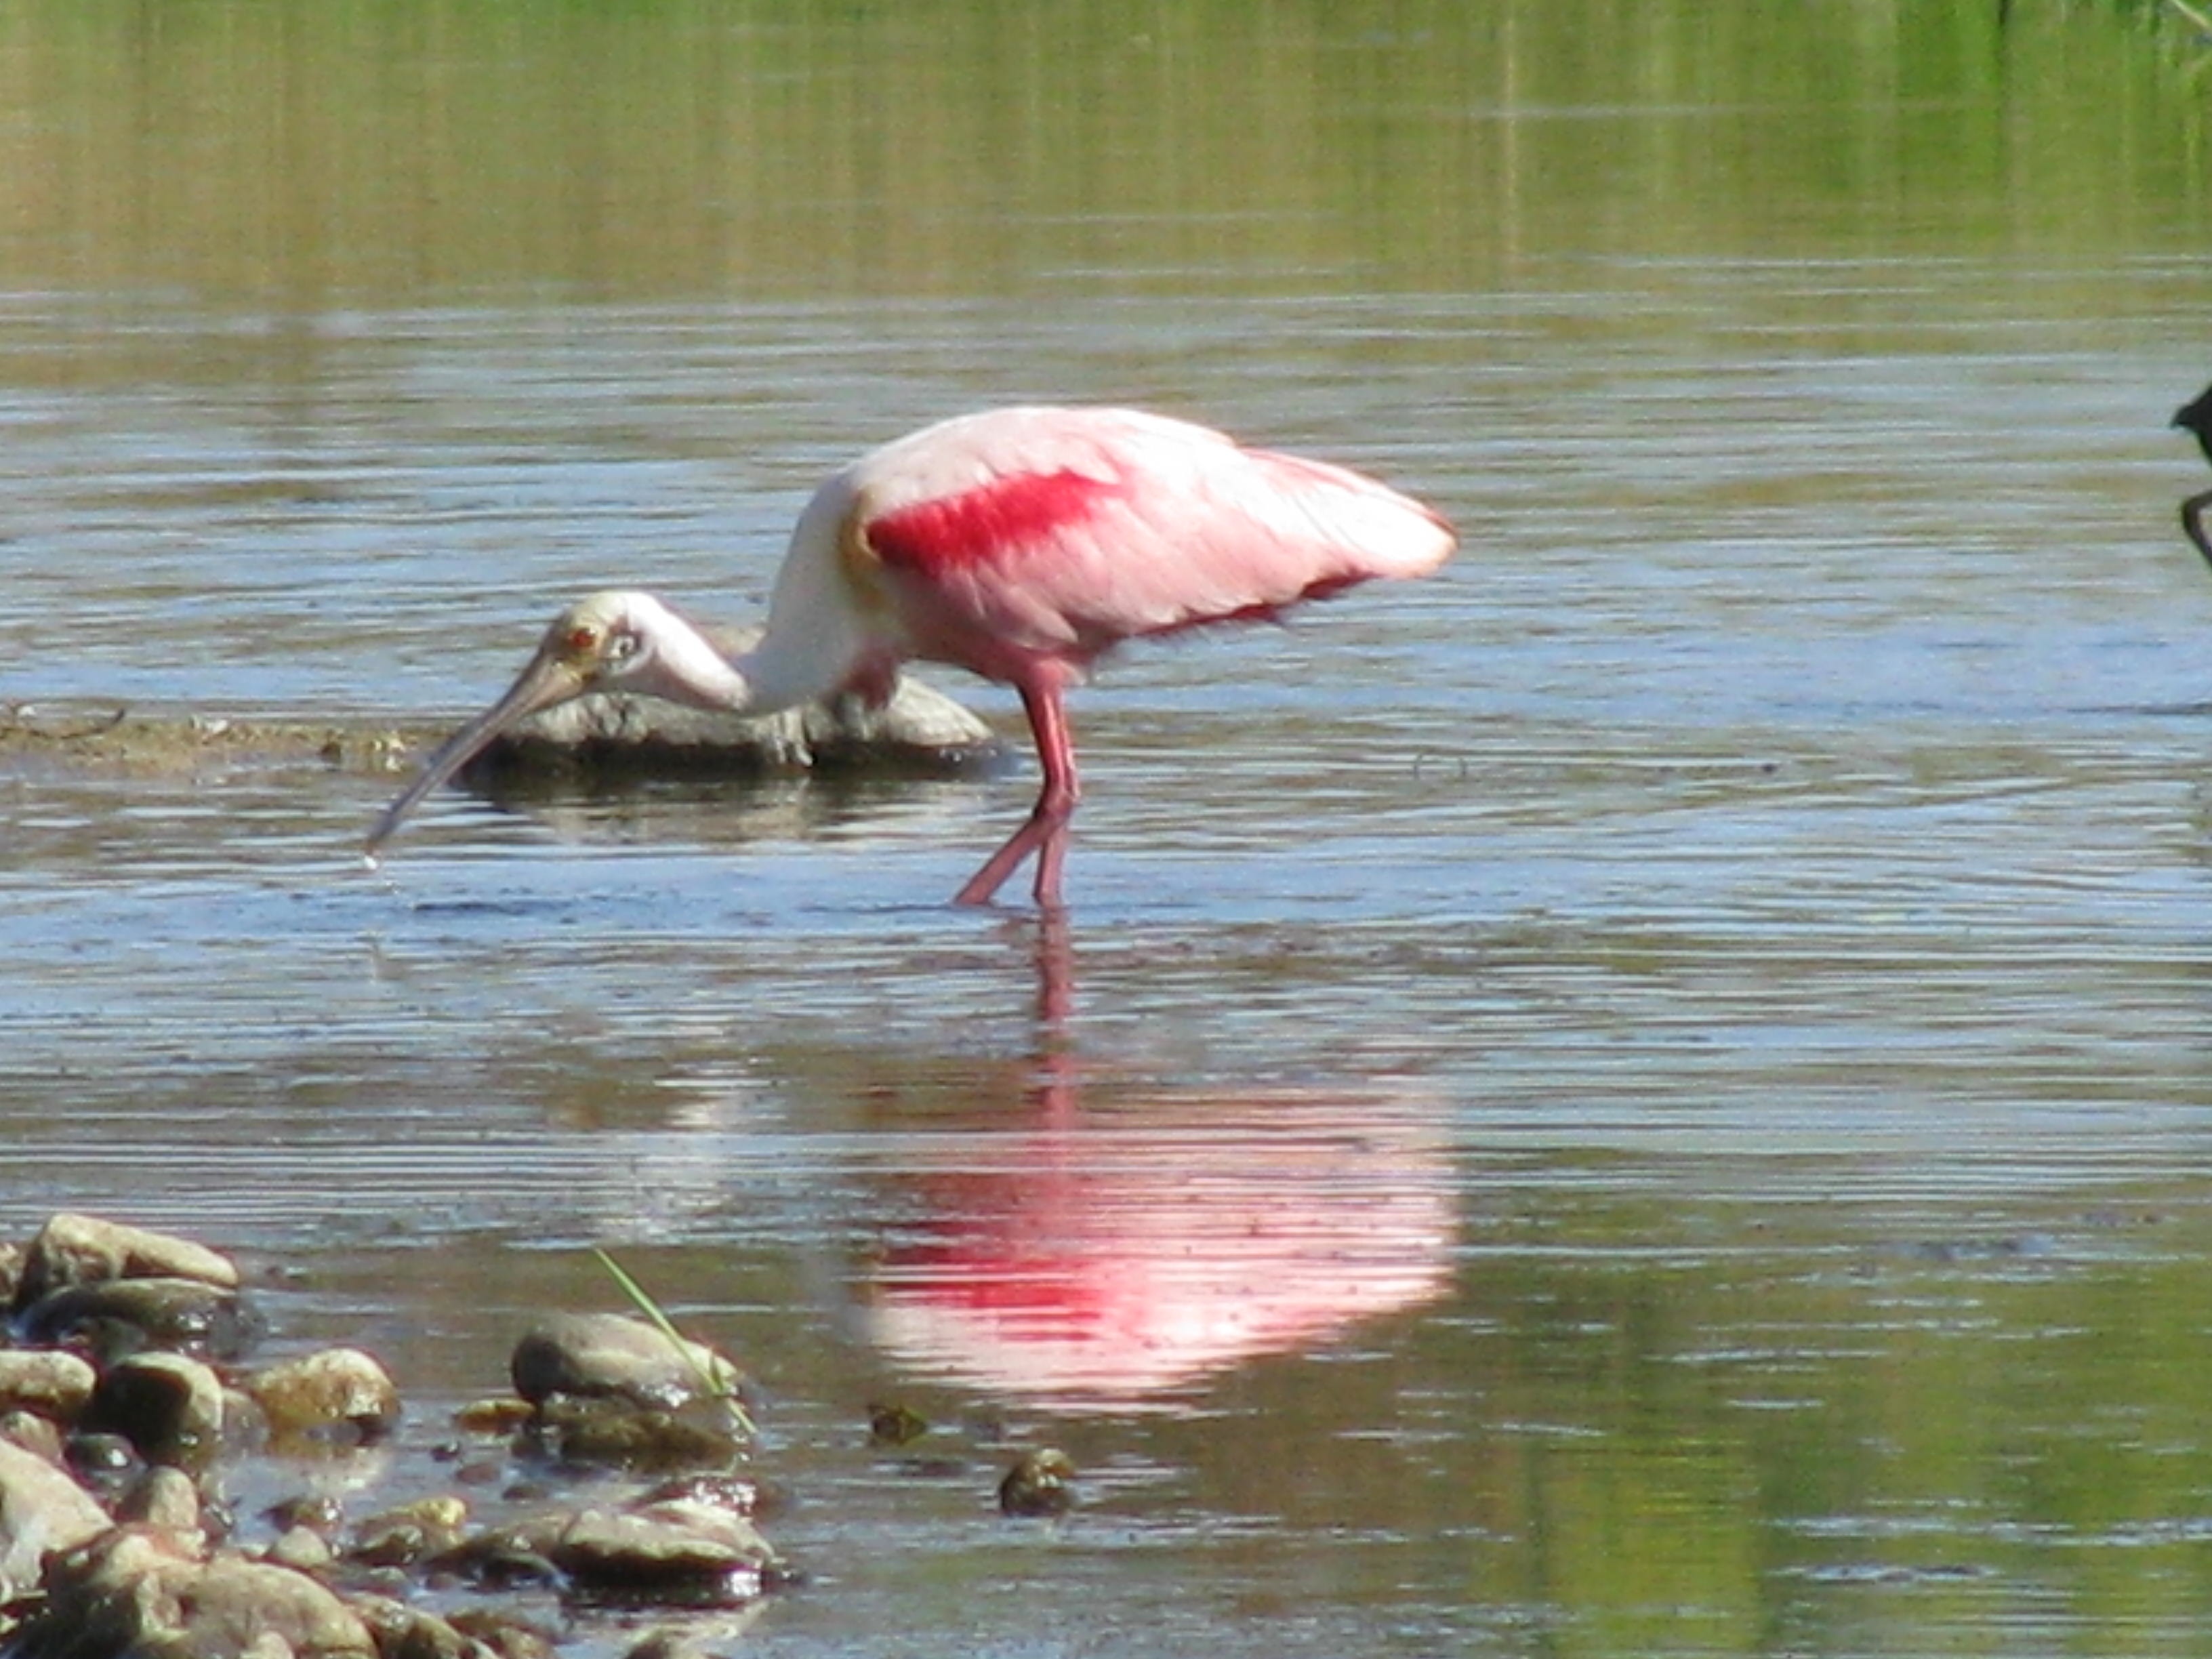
[7,3,2212,1654]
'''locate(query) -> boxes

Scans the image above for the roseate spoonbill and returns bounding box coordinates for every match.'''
[2177,384,2212,567]
[365,405,1456,906]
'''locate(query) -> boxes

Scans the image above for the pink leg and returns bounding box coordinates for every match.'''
[953,680,1082,908]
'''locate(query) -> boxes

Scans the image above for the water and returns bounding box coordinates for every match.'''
[6,3,2212,1654]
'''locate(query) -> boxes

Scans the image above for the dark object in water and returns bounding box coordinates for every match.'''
[867,1399,930,1446]
[998,1446,1076,1517]
[2173,383,2212,567]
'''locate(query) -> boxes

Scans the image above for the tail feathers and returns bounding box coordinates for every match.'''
[1245,449,1458,583]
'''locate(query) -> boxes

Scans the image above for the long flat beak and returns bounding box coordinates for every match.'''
[363,651,590,859]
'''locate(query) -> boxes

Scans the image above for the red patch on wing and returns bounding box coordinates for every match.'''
[864,470,1121,578]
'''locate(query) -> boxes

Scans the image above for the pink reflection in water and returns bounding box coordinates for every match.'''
[864,1078,1455,1406]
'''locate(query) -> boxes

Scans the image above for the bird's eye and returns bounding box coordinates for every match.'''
[564,626,600,655]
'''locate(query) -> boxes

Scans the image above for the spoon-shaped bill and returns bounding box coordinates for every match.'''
[363,651,591,859]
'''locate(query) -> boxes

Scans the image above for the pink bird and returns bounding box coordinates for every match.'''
[365,405,1456,907]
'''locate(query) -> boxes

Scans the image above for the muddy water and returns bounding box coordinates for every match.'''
[7,3,2212,1654]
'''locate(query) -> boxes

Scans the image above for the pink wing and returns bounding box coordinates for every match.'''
[848,408,1454,682]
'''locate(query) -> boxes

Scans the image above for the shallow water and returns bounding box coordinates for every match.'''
[7,3,2212,1654]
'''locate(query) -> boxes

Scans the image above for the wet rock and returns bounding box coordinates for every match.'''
[472,1498,779,1606]
[346,1495,469,1569]
[622,1631,710,1659]
[248,1346,402,1446]
[0,1436,110,1603]
[9,1525,377,1658]
[551,1491,781,1601]
[80,1351,228,1467]
[114,1465,205,1553]
[17,1274,260,1364]
[1,1409,66,1464]
[445,1605,560,1658]
[433,1485,782,1610]
[350,1593,472,1659]
[350,1590,548,1659]
[63,1431,146,1502]
[10,1214,240,1315]
[867,1399,930,1446]
[633,1472,762,1521]
[619,1614,769,1659]
[510,1312,741,1412]
[529,1397,745,1475]
[0,1349,98,1423]
[455,1396,537,1437]
[269,1522,336,1574]
[998,1447,1077,1517]
[266,1492,346,1538]
[431,1522,562,1591]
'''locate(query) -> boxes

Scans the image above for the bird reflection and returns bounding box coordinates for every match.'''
[2175,383,2212,567]
[856,916,1456,1407]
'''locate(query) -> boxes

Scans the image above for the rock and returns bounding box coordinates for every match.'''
[433,1487,781,1609]
[867,1399,929,1446]
[510,1312,741,1412]
[248,1347,401,1446]
[346,1496,469,1568]
[998,1447,1077,1517]
[548,1492,779,1601]
[268,1523,335,1574]
[80,1351,228,1467]
[445,1605,560,1658]
[11,1214,240,1314]
[0,1349,98,1422]
[63,1431,146,1502]
[1,1410,66,1464]
[17,1274,260,1364]
[0,1436,111,1603]
[619,1614,769,1659]
[266,1492,346,1538]
[632,1473,762,1521]
[350,1591,537,1659]
[371,1597,562,1659]
[454,1397,537,1437]
[430,1522,562,1591]
[528,1398,745,1476]
[459,1498,779,1605]
[623,1632,705,1659]
[114,1465,204,1553]
[8,1525,377,1658]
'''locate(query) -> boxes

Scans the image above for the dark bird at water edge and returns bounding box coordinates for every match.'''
[2173,383,2212,568]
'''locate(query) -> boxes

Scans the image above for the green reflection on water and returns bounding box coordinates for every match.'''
[0,1,2205,304]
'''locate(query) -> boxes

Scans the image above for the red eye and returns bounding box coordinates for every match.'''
[567,627,598,652]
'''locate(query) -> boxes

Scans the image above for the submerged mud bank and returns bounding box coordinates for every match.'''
[0,663,1006,790]
[0,700,416,780]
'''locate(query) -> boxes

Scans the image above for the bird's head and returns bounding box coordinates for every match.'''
[529,589,682,692]
[363,589,692,860]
